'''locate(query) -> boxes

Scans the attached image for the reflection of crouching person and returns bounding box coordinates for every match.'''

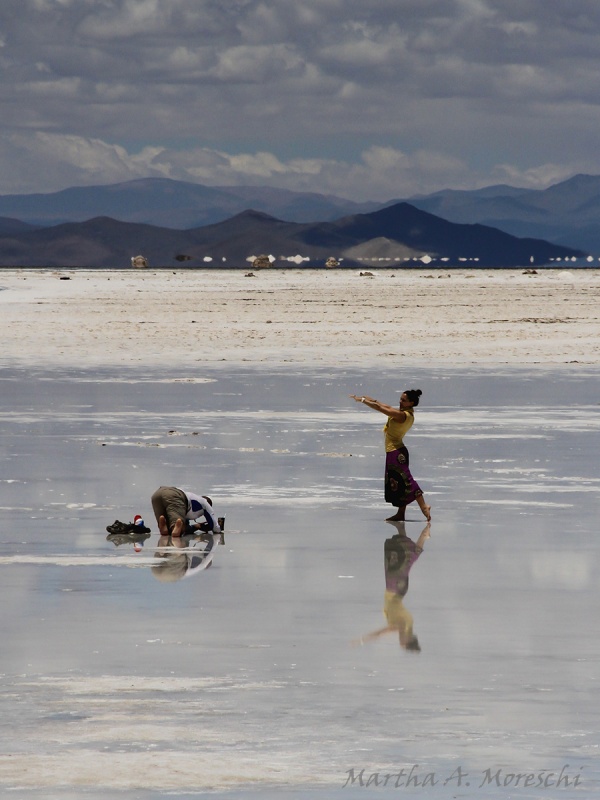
[151,486,221,538]
[151,534,216,583]
[151,536,190,583]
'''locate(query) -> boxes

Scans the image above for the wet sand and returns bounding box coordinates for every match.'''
[1,267,599,367]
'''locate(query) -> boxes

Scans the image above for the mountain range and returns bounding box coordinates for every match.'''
[403,173,600,252]
[3,173,600,253]
[0,202,583,269]
[0,178,380,229]
[2,173,600,267]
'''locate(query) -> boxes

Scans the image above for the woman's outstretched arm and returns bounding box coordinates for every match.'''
[349,394,407,421]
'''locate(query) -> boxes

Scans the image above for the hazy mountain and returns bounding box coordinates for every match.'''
[4,173,600,253]
[0,203,583,268]
[0,178,380,228]
[0,217,192,268]
[5,173,600,253]
[404,174,600,252]
[0,217,39,235]
[285,203,583,266]
[407,183,531,202]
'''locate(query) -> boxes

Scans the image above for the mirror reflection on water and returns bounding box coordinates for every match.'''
[0,366,598,799]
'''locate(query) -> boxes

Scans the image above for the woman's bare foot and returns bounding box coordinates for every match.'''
[171,518,184,537]
[417,497,432,521]
[386,507,406,521]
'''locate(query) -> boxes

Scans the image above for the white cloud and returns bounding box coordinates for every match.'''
[490,162,585,190]
[79,0,168,39]
[3,131,582,199]
[3,2,600,198]
[212,44,304,83]
[0,133,170,193]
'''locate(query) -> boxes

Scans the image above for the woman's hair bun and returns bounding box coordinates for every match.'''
[405,388,422,406]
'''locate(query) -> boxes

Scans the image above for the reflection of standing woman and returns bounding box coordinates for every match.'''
[355,521,430,651]
[350,390,431,521]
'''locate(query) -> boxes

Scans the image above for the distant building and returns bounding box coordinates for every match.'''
[252,254,272,269]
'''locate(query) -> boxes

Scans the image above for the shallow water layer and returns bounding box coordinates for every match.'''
[0,365,598,799]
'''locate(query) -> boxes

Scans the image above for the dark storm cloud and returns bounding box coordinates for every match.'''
[2,0,600,198]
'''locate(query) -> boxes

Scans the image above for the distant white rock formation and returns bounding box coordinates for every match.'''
[131,255,148,269]
[344,236,423,265]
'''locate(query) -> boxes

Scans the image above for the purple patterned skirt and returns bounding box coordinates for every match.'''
[384,446,422,507]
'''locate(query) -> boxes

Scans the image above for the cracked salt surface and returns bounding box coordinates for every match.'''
[0,365,598,798]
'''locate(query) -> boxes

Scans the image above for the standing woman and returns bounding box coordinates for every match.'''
[350,390,431,522]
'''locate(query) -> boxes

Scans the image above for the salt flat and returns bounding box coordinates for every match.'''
[1,268,599,368]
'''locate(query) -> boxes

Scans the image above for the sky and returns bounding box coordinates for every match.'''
[2,0,600,201]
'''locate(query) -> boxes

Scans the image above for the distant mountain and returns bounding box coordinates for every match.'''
[404,174,600,252]
[407,183,531,202]
[0,217,191,268]
[0,203,583,268]
[0,217,39,235]
[5,173,600,253]
[0,178,380,229]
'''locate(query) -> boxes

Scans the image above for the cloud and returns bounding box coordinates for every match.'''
[3,131,595,201]
[0,133,169,193]
[3,1,600,198]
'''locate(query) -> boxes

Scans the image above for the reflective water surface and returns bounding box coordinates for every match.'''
[0,365,599,799]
